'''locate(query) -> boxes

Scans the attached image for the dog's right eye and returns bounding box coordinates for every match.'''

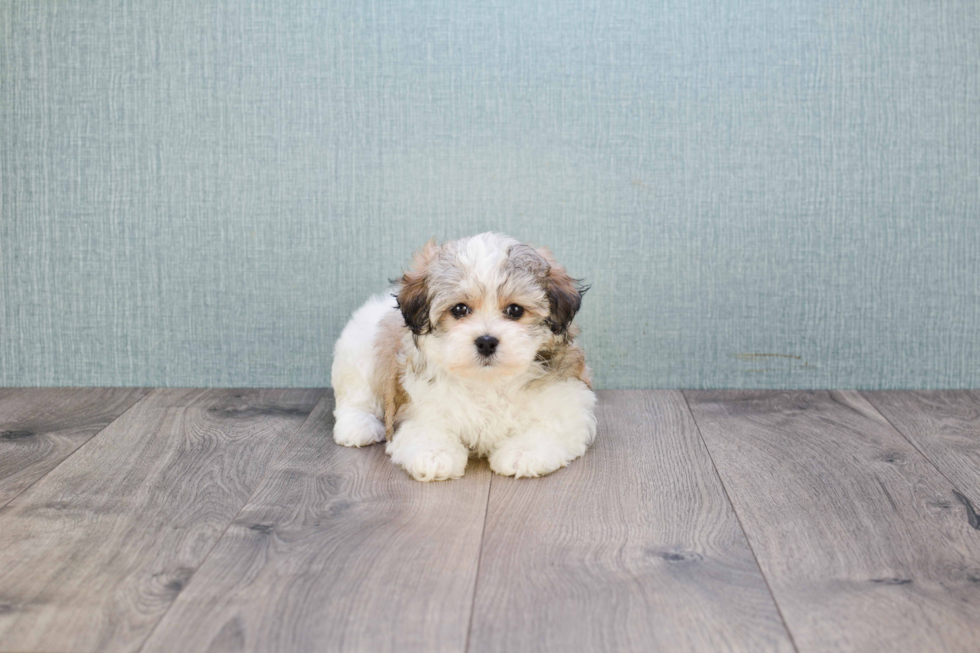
[450,303,470,319]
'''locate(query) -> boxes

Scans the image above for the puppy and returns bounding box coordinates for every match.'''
[331,232,596,481]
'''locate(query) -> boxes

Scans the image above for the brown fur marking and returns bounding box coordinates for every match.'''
[535,246,584,335]
[531,325,593,390]
[373,310,411,440]
[396,238,439,335]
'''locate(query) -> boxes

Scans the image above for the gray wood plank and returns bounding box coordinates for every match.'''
[0,388,323,653]
[686,390,980,653]
[0,387,150,507]
[864,390,980,507]
[140,391,492,653]
[468,390,795,653]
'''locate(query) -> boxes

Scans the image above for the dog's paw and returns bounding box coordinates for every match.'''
[402,448,467,482]
[489,441,570,478]
[333,409,386,447]
[390,445,467,482]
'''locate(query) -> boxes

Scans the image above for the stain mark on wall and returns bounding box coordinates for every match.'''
[734,353,811,373]
[734,353,803,361]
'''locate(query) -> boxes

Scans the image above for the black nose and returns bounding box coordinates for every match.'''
[474,335,499,357]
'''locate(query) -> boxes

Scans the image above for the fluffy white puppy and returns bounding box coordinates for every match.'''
[331,232,596,482]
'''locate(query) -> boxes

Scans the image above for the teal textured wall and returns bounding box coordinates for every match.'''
[2,0,979,389]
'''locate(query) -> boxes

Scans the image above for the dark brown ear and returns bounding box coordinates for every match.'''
[394,238,439,335]
[536,247,588,335]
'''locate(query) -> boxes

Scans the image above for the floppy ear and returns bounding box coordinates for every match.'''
[394,238,439,335]
[536,247,588,335]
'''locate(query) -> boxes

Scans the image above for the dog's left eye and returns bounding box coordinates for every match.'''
[451,303,470,319]
[504,304,524,319]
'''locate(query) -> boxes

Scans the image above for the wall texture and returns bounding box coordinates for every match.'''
[2,0,978,389]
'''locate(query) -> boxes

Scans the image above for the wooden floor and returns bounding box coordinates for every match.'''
[0,389,978,653]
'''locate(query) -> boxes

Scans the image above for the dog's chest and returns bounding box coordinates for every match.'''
[419,377,529,453]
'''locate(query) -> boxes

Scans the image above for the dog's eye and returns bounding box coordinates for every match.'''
[504,304,524,319]
[450,303,470,319]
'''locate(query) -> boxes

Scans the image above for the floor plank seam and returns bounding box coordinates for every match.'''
[680,390,802,653]
[0,388,155,511]
[463,471,494,653]
[133,389,328,653]
[859,391,976,514]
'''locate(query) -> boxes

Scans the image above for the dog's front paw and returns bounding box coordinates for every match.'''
[395,447,468,482]
[333,408,386,447]
[489,440,571,478]
[385,420,469,481]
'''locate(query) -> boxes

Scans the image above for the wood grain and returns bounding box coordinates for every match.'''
[0,387,150,506]
[686,390,980,653]
[0,388,322,653]
[468,390,795,653]
[864,390,980,506]
[140,391,492,653]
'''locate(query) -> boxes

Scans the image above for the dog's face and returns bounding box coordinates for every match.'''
[395,233,585,380]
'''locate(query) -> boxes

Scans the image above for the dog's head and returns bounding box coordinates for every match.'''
[394,233,587,380]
